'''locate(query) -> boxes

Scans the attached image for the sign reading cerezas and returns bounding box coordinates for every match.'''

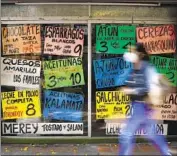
[1,57,41,88]
[106,123,168,135]
[136,25,176,54]
[96,25,136,54]
[43,90,84,122]
[2,90,41,120]
[150,56,177,86]
[44,26,84,57]
[2,25,41,55]
[93,57,132,89]
[2,123,83,135]
[96,91,132,120]
[151,93,177,121]
[43,57,85,89]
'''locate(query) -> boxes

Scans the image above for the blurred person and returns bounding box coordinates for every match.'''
[118,43,172,156]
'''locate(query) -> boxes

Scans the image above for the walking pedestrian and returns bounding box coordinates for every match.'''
[118,43,171,156]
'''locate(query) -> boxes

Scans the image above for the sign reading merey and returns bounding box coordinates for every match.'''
[44,26,84,57]
[136,25,176,54]
[2,25,41,55]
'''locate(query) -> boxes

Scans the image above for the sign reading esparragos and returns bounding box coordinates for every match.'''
[2,123,83,135]
[106,123,168,135]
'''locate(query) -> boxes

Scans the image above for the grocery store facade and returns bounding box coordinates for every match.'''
[1,0,177,140]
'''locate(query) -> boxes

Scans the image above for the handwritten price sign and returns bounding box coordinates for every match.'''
[43,57,85,89]
[96,25,136,54]
[2,90,41,120]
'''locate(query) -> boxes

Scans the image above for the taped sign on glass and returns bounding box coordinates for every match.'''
[44,26,84,57]
[1,90,41,120]
[93,57,132,89]
[2,123,83,135]
[106,123,168,135]
[1,57,41,88]
[96,25,136,54]
[2,25,41,55]
[136,25,176,54]
[43,90,84,122]
[150,56,177,86]
[43,57,85,89]
[151,93,177,121]
[96,91,132,120]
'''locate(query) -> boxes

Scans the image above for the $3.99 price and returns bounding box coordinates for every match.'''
[46,72,83,88]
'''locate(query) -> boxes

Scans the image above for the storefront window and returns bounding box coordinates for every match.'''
[91,23,177,137]
[1,22,176,138]
[1,24,88,136]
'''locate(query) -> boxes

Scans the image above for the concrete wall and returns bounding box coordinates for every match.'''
[1,4,177,23]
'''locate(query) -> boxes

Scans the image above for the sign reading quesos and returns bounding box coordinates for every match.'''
[44,26,84,57]
[2,25,41,55]
[1,57,41,88]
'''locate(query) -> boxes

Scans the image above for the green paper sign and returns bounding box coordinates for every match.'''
[150,56,177,86]
[43,57,85,89]
[96,25,136,54]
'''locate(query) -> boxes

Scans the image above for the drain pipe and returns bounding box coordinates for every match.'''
[15,2,161,7]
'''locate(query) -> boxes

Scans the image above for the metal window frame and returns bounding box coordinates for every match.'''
[1,18,176,139]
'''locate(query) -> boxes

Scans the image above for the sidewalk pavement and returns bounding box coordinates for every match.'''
[1,143,177,155]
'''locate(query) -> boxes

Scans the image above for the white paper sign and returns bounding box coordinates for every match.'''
[106,123,168,135]
[1,57,41,88]
[2,123,83,135]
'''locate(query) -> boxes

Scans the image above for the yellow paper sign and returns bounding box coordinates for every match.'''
[2,25,41,55]
[2,90,41,120]
[96,91,131,119]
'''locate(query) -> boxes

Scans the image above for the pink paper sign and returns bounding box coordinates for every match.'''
[44,26,84,57]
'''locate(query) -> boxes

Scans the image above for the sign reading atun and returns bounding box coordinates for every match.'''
[96,25,136,54]
[106,123,168,135]
[1,57,41,88]
[44,26,84,57]
[2,25,41,55]
[150,56,177,86]
[96,91,132,119]
[43,57,85,89]
[2,123,83,135]
[2,90,41,120]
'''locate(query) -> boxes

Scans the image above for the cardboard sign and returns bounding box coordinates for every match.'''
[2,25,41,55]
[96,25,136,54]
[43,57,85,89]
[43,90,84,122]
[93,57,132,89]
[151,93,177,121]
[106,123,168,135]
[150,56,177,86]
[2,90,41,120]
[1,57,41,88]
[44,26,84,56]
[136,25,176,54]
[96,91,131,119]
[2,123,83,135]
